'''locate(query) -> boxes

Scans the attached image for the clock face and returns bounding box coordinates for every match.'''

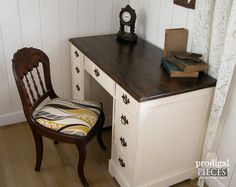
[122,11,131,23]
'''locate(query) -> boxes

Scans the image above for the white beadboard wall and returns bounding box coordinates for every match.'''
[0,0,195,125]
[130,0,195,50]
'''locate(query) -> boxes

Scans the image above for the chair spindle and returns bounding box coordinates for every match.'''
[22,80,32,107]
[25,74,36,103]
[30,70,40,99]
[36,67,46,94]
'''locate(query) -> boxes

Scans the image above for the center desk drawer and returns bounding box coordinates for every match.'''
[84,56,115,96]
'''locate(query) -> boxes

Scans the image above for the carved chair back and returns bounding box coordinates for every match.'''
[12,48,57,121]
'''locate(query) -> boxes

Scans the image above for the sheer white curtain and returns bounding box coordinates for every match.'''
[191,0,236,186]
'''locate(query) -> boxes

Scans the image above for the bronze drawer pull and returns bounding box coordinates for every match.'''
[121,114,129,125]
[94,68,100,77]
[75,66,80,74]
[74,51,79,58]
[76,85,80,91]
[118,158,126,167]
[120,137,127,147]
[122,94,130,104]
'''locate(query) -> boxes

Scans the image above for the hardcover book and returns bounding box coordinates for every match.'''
[161,57,199,78]
[164,28,188,56]
[171,51,202,62]
[165,55,208,72]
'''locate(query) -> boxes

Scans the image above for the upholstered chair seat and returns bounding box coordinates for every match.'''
[34,98,102,137]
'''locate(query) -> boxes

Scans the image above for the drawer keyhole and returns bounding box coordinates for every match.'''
[118,158,126,167]
[94,68,100,77]
[120,137,127,147]
[74,51,79,58]
[75,66,80,74]
[121,114,129,125]
[122,94,130,105]
[76,85,80,91]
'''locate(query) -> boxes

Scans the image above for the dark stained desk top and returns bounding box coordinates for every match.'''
[70,34,216,102]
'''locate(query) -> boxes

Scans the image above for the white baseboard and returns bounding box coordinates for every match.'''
[205,177,226,187]
[0,111,26,126]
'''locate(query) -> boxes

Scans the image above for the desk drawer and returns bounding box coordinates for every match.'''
[72,59,84,83]
[71,44,84,63]
[112,144,132,183]
[114,122,136,159]
[72,80,84,100]
[116,84,140,118]
[84,56,115,96]
[115,103,137,140]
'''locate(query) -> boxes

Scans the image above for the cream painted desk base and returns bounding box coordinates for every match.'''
[70,43,214,187]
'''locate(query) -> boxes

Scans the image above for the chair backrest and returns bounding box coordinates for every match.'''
[12,47,57,119]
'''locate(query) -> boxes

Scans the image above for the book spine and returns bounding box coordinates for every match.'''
[161,58,171,75]
[161,57,199,77]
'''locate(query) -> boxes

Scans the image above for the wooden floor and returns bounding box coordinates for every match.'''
[0,123,200,187]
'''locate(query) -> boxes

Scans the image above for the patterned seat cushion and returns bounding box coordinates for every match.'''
[34,98,102,137]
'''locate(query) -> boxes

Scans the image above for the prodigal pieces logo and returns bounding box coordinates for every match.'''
[196,159,230,177]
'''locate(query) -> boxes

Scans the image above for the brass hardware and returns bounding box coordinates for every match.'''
[74,51,79,57]
[94,68,100,77]
[118,158,126,167]
[120,137,127,147]
[76,85,80,91]
[121,114,129,125]
[75,66,80,74]
[122,94,130,104]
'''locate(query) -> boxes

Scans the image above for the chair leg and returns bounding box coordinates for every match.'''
[76,143,89,187]
[32,131,43,171]
[97,112,106,150]
[97,125,106,150]
[54,140,59,145]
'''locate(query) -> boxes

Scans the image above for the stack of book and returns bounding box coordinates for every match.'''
[161,52,208,78]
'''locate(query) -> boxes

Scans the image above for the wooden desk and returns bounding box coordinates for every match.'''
[69,34,216,187]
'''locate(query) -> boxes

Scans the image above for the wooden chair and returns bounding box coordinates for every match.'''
[12,47,106,187]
